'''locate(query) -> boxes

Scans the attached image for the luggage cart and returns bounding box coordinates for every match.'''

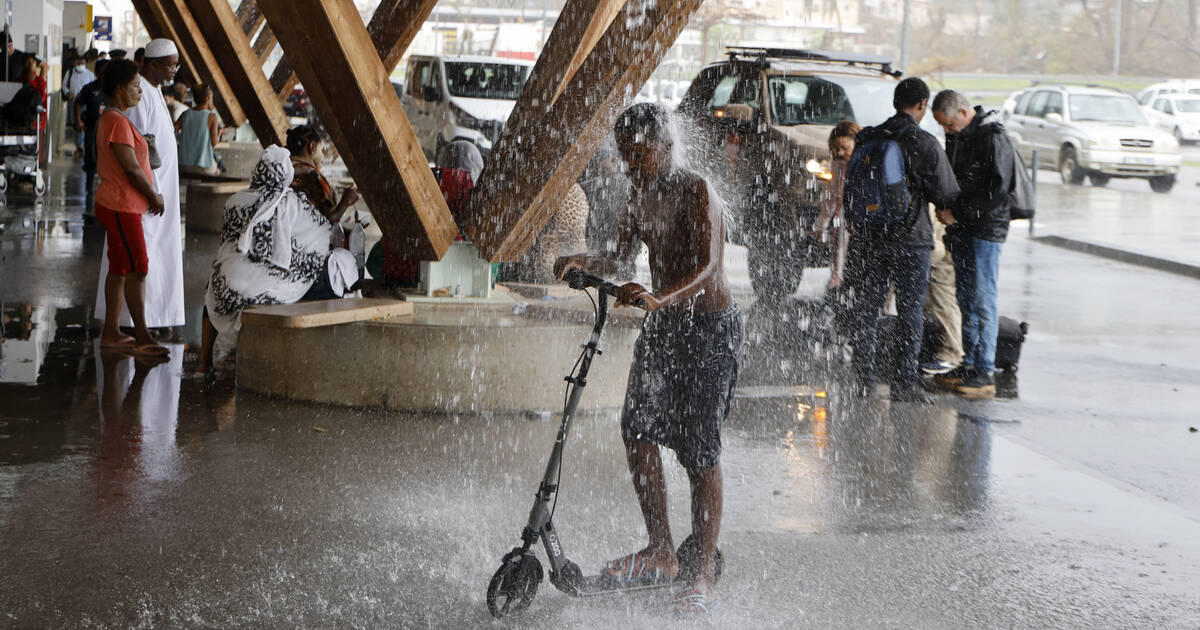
[0,105,46,198]
[1,78,46,198]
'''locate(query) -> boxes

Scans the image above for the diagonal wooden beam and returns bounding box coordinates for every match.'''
[128,0,200,90]
[461,0,700,261]
[259,0,458,260]
[552,0,626,103]
[269,0,438,103]
[252,23,277,64]
[183,0,288,147]
[235,0,264,36]
[155,0,246,126]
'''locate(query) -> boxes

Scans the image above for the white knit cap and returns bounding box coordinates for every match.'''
[144,38,178,59]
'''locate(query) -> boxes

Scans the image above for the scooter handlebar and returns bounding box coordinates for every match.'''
[564,269,648,308]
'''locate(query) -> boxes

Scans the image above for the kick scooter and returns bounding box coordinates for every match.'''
[485,269,722,619]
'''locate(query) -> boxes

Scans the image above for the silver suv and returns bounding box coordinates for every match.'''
[1005,85,1181,192]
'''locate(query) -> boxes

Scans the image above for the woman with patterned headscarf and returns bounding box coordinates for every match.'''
[197,145,357,372]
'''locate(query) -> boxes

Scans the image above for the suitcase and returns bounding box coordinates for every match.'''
[995,316,1028,372]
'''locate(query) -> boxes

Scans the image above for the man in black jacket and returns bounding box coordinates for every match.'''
[931,90,1013,399]
[844,78,960,402]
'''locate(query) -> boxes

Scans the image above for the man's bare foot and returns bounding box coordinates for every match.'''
[99,333,136,349]
[603,546,679,584]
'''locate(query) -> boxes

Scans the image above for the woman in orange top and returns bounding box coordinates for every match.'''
[94,59,168,356]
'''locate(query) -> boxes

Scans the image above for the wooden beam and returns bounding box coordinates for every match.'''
[252,23,277,65]
[461,0,701,261]
[269,0,438,103]
[259,0,459,260]
[235,0,264,36]
[128,0,200,88]
[156,0,246,126]
[183,0,288,147]
[553,0,625,103]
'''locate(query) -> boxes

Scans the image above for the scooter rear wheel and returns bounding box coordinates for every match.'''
[486,549,543,618]
[677,535,724,585]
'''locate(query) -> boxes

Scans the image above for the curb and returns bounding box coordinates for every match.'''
[1033,235,1200,280]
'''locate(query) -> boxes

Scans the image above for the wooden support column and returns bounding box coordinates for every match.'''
[269,0,438,103]
[183,0,288,147]
[461,0,700,261]
[259,0,458,260]
[156,0,246,126]
[128,0,200,88]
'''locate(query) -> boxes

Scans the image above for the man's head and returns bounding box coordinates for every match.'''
[141,39,179,86]
[931,90,976,135]
[893,77,931,123]
[109,49,126,59]
[94,59,109,79]
[85,49,99,62]
[613,102,674,187]
[171,81,188,102]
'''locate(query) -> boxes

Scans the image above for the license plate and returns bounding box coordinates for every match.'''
[1121,156,1154,165]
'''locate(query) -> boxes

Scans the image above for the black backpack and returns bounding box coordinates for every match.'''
[1003,133,1035,221]
[1,84,40,127]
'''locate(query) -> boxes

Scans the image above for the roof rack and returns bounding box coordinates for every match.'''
[725,46,901,77]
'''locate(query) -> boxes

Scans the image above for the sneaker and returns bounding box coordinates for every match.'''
[920,359,957,375]
[955,371,996,399]
[934,365,973,390]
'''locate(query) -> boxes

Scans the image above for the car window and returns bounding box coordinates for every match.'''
[1015,91,1034,115]
[411,61,432,99]
[443,62,529,100]
[1139,91,1156,105]
[1165,100,1176,114]
[1069,94,1147,124]
[767,75,859,125]
[1190,88,1200,95]
[1153,98,1167,112]
[1178,99,1200,113]
[1045,92,1064,117]
[1025,91,1050,118]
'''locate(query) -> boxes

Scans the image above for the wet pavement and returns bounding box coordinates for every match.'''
[2,163,1200,628]
[1031,149,1200,267]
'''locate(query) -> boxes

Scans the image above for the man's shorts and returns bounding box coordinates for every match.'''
[620,304,743,472]
[96,203,149,275]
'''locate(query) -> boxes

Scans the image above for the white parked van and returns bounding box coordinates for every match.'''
[400,55,534,160]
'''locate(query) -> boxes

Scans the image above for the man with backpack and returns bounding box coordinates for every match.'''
[930,90,1018,399]
[842,77,960,402]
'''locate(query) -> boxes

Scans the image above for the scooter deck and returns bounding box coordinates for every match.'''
[563,573,684,597]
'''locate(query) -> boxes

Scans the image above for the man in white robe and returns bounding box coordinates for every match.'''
[94,39,185,332]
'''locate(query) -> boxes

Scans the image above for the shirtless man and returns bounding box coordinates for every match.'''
[554,102,742,617]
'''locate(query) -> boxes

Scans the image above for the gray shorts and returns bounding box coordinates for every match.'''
[620,305,743,472]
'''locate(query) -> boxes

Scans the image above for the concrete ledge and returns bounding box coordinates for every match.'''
[242,298,414,329]
[1034,235,1200,280]
[236,301,640,413]
[184,180,246,234]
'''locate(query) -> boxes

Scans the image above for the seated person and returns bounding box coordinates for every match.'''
[509,183,589,284]
[286,124,360,233]
[176,83,220,177]
[198,146,358,373]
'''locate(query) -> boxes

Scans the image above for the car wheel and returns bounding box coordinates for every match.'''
[1059,147,1085,185]
[1149,174,1176,193]
[1088,173,1110,187]
[1174,127,1183,144]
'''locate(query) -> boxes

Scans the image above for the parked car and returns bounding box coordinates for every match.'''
[1145,93,1200,143]
[1006,84,1181,192]
[1136,80,1200,107]
[400,55,533,161]
[676,47,925,300]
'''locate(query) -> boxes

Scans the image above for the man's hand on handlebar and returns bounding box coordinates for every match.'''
[615,282,662,310]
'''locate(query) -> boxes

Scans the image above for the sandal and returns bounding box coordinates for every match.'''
[601,551,676,586]
[671,586,719,618]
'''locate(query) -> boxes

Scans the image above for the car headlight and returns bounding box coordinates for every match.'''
[450,104,483,131]
[1087,137,1117,149]
[1162,135,1181,151]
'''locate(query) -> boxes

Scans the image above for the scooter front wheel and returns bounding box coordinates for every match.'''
[486,548,543,618]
